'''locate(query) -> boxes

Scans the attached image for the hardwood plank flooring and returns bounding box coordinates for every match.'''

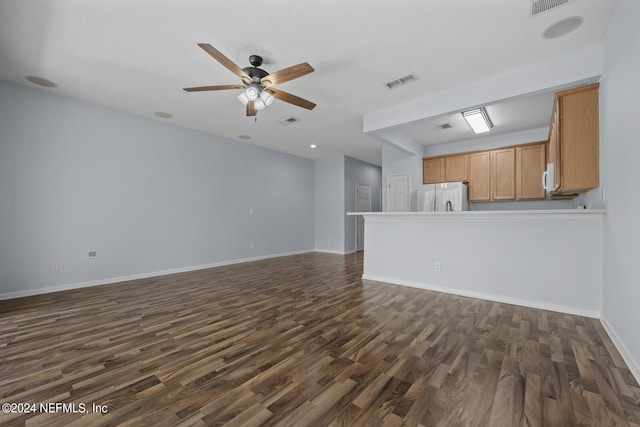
[1,252,639,426]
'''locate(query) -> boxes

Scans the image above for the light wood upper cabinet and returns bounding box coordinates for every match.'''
[469,152,491,201]
[548,83,599,194]
[517,142,546,200]
[423,157,444,184]
[444,154,468,182]
[423,154,468,184]
[422,84,600,201]
[428,143,548,202]
[492,148,516,200]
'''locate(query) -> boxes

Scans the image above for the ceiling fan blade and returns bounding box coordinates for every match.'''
[197,43,251,83]
[183,84,245,92]
[260,62,314,87]
[246,101,257,116]
[268,88,316,110]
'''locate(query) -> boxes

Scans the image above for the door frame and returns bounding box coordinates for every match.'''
[355,182,371,252]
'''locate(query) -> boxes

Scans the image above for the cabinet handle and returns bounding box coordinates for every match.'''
[542,170,548,191]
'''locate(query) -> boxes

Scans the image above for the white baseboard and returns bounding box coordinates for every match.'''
[0,249,314,301]
[314,249,348,255]
[599,315,640,386]
[362,274,601,319]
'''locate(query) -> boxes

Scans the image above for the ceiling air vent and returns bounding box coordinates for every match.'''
[279,116,298,126]
[386,73,418,89]
[530,0,578,17]
[439,123,452,129]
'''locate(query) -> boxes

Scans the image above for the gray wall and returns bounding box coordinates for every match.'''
[380,141,423,212]
[0,82,315,296]
[344,156,382,253]
[314,155,382,253]
[314,156,345,253]
[596,0,640,377]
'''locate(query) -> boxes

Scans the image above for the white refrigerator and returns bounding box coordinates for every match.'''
[417,182,469,212]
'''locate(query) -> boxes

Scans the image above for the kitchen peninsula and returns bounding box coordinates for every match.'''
[348,209,605,317]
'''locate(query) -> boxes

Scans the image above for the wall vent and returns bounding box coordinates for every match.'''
[530,0,578,17]
[279,116,298,126]
[385,73,418,89]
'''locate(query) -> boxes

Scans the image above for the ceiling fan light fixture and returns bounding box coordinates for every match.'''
[254,97,266,110]
[245,85,260,101]
[237,91,249,105]
[260,90,275,106]
[462,108,493,134]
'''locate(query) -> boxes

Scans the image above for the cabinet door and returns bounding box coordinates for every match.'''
[492,148,516,200]
[559,86,599,192]
[517,143,546,200]
[444,154,468,182]
[423,157,444,184]
[548,104,560,191]
[469,152,491,201]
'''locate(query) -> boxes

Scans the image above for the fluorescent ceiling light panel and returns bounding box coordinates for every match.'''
[462,108,493,133]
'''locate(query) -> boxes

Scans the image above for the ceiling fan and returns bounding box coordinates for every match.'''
[183,43,316,117]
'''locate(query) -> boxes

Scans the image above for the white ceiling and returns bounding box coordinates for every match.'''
[0,0,619,166]
[403,90,557,147]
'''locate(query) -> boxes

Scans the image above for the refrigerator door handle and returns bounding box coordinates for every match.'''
[542,170,548,191]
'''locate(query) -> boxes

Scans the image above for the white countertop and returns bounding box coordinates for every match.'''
[347,209,606,219]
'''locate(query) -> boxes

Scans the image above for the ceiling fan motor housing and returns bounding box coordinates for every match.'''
[242,66,269,83]
[249,55,263,67]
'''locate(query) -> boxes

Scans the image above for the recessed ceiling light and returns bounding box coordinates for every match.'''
[153,111,173,119]
[238,135,252,140]
[310,144,317,150]
[25,75,57,88]
[542,16,583,39]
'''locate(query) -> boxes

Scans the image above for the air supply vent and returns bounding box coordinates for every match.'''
[530,0,578,17]
[279,116,298,126]
[386,73,418,89]
[439,123,452,129]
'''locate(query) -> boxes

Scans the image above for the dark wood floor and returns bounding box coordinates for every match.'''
[1,252,639,426]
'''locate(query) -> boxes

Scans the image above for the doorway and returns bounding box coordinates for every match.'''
[355,183,371,252]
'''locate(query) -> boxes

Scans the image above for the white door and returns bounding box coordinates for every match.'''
[355,183,371,252]
[387,174,409,212]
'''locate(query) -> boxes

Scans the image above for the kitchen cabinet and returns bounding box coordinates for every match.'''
[423,154,468,184]
[469,148,515,202]
[516,142,546,200]
[424,142,547,202]
[469,152,491,201]
[548,83,599,195]
[492,148,516,200]
[444,154,468,182]
[423,157,444,184]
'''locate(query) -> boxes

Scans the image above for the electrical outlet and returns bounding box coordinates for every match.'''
[249,242,254,250]
[434,262,441,272]
[50,263,60,273]
[89,259,96,268]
